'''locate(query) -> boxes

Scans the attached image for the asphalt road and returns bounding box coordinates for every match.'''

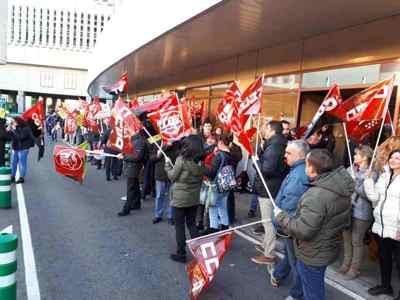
[0,141,353,300]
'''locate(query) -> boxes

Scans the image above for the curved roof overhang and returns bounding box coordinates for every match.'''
[88,0,400,97]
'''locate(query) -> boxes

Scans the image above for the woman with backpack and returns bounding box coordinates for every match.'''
[203,134,237,235]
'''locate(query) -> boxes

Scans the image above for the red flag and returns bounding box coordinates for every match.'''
[22,100,45,129]
[64,115,77,134]
[190,97,207,125]
[53,145,86,182]
[236,75,264,116]
[303,84,343,139]
[108,99,142,154]
[187,232,234,300]
[83,97,102,132]
[102,72,128,95]
[231,110,256,156]
[147,94,191,143]
[328,78,394,123]
[217,82,241,129]
[129,98,140,109]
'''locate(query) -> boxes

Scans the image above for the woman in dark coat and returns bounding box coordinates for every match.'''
[0,118,11,166]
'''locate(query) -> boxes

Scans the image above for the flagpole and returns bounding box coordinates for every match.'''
[251,155,277,209]
[255,113,261,153]
[342,123,355,178]
[141,126,174,167]
[369,76,395,171]
[186,219,267,244]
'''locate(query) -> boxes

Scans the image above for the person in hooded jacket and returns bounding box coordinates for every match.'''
[364,149,400,299]
[275,149,354,300]
[9,117,35,183]
[165,137,207,263]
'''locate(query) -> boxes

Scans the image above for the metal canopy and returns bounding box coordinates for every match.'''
[88,0,400,97]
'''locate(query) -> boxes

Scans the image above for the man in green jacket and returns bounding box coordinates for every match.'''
[275,149,354,300]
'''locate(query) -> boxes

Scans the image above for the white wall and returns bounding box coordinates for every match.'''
[0,0,8,64]
[0,63,88,96]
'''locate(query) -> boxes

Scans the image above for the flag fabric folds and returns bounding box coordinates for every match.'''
[303,84,343,139]
[107,98,142,154]
[147,94,191,143]
[236,75,264,116]
[22,100,45,129]
[186,232,234,300]
[102,72,128,95]
[217,82,241,130]
[53,145,86,183]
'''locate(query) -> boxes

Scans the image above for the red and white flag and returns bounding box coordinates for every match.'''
[53,145,86,183]
[102,72,128,95]
[303,84,343,139]
[236,75,264,116]
[108,98,142,154]
[217,82,241,129]
[22,100,45,129]
[147,94,191,143]
[186,232,234,300]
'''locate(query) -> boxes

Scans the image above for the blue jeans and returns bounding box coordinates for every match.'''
[154,181,172,219]
[249,193,258,211]
[296,260,327,300]
[273,239,302,298]
[11,149,29,178]
[209,191,229,229]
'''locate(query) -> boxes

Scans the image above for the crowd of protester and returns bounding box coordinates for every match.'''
[6,103,398,300]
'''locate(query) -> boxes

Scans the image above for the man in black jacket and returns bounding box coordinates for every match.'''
[251,120,288,265]
[118,130,148,216]
[100,122,121,181]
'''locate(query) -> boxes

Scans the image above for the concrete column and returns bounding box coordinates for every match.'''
[34,7,41,46]
[17,91,24,114]
[20,5,27,45]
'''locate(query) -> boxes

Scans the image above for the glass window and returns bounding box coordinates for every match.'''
[264,74,300,93]
[302,65,380,88]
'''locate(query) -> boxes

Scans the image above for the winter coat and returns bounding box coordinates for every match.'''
[10,126,35,151]
[165,155,206,208]
[275,160,309,218]
[348,166,373,221]
[277,166,354,267]
[151,142,180,182]
[124,132,148,178]
[254,134,288,198]
[364,171,400,240]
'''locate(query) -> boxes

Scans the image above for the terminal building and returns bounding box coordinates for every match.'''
[0,0,115,113]
[88,0,400,132]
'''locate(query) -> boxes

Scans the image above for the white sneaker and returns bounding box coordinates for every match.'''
[120,196,127,201]
[285,296,300,300]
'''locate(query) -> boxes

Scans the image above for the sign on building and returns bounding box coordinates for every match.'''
[0,0,7,64]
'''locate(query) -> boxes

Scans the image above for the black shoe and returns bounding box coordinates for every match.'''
[170,254,186,263]
[197,224,204,231]
[130,206,141,210]
[168,219,175,225]
[220,225,229,231]
[10,177,15,183]
[15,177,24,184]
[106,177,111,181]
[113,176,119,180]
[248,209,256,218]
[118,210,130,217]
[152,217,162,224]
[368,285,393,296]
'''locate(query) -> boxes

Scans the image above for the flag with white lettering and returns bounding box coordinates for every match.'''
[236,75,264,116]
[217,82,241,129]
[186,232,234,300]
[53,145,86,183]
[22,100,45,129]
[107,99,142,154]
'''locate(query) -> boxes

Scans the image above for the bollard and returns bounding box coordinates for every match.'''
[0,167,11,209]
[4,143,10,167]
[0,233,17,299]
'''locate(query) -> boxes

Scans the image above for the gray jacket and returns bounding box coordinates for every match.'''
[348,166,373,221]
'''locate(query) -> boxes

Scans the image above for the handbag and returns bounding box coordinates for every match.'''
[215,153,237,193]
[206,183,217,207]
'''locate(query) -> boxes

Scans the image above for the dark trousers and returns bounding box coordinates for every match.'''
[173,206,199,256]
[141,161,155,199]
[122,177,141,211]
[377,235,400,288]
[105,156,121,179]
[227,191,235,224]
